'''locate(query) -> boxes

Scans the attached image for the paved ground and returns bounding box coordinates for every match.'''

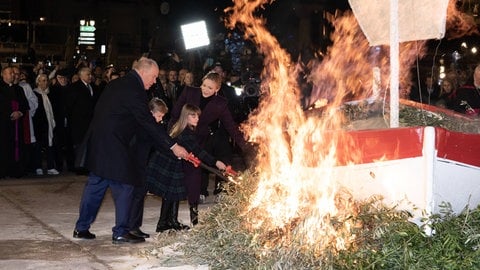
[0,172,209,270]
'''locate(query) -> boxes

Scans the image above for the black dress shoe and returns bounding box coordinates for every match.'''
[112,233,146,244]
[129,228,150,238]
[73,229,96,239]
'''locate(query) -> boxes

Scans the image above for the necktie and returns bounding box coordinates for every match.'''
[87,84,93,96]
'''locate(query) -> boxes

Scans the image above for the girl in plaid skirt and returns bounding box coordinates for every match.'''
[146,103,226,231]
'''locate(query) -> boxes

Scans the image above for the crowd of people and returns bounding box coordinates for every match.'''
[1,54,252,244]
[409,64,480,115]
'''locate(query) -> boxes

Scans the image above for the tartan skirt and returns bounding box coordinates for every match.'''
[145,150,187,201]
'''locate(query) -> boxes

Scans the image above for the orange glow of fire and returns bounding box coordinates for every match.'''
[225,0,477,255]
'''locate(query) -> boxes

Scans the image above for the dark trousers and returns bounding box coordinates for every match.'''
[128,184,147,231]
[64,126,75,171]
[33,143,56,170]
[23,142,36,173]
[75,173,134,237]
[53,126,66,172]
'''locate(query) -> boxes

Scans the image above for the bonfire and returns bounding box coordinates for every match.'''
[145,1,480,269]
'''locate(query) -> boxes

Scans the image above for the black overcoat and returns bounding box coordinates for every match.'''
[65,80,99,145]
[85,70,175,186]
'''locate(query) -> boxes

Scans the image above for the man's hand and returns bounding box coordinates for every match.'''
[171,143,188,159]
[10,111,23,121]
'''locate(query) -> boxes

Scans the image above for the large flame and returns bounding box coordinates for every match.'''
[225,0,476,255]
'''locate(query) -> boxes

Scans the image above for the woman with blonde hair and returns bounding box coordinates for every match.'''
[435,78,457,109]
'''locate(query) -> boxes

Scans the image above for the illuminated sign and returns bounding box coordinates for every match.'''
[80,25,96,32]
[78,20,96,45]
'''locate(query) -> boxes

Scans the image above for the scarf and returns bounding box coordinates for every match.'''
[34,87,56,146]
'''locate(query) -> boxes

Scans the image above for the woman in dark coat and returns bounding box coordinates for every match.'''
[147,103,226,229]
[168,72,247,223]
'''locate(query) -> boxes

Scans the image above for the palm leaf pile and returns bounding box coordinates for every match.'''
[144,103,480,269]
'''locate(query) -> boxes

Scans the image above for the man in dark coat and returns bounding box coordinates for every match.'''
[73,57,188,244]
[65,67,100,173]
[49,69,71,172]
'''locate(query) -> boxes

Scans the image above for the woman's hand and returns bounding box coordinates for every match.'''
[215,161,226,171]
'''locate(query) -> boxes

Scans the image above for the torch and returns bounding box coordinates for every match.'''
[183,153,240,185]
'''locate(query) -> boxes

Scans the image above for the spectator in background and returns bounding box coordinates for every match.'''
[166,69,181,106]
[103,64,116,85]
[71,73,80,83]
[147,67,171,124]
[50,68,73,172]
[182,71,195,88]
[435,78,457,110]
[178,68,188,88]
[119,69,127,77]
[65,67,99,174]
[456,68,469,88]
[452,63,480,115]
[421,74,440,105]
[210,62,242,122]
[410,73,440,104]
[0,66,30,178]
[32,74,59,176]
[13,67,38,175]
[93,66,104,89]
[157,67,168,92]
